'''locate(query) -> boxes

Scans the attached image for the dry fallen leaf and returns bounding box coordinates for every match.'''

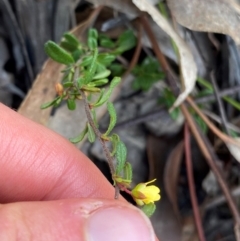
[164,141,183,218]
[132,0,197,108]
[147,135,182,241]
[167,0,240,45]
[226,138,240,163]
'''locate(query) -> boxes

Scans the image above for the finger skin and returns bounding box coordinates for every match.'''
[0,105,159,241]
[0,104,116,202]
[0,199,155,241]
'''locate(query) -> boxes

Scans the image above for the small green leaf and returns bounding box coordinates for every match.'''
[91,109,98,128]
[69,125,88,143]
[110,134,120,156]
[115,30,136,53]
[96,63,106,73]
[97,53,116,66]
[100,38,115,48]
[116,141,127,174]
[109,63,125,76]
[88,37,98,50]
[81,56,94,67]
[169,108,180,120]
[87,123,96,143]
[84,48,98,84]
[72,49,82,62]
[123,162,132,182]
[77,76,85,88]
[91,78,108,87]
[41,97,60,109]
[141,203,156,217]
[62,67,74,82]
[132,57,164,91]
[93,69,111,80]
[82,86,100,92]
[93,89,105,104]
[63,33,80,47]
[44,41,75,65]
[88,28,98,39]
[60,41,78,52]
[63,81,73,88]
[105,102,117,136]
[67,99,76,110]
[54,96,63,106]
[93,77,121,107]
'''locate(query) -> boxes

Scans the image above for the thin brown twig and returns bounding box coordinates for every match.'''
[79,90,115,175]
[184,123,206,241]
[140,14,179,95]
[181,105,240,241]
[140,14,169,73]
[140,14,240,240]
[210,71,229,134]
[111,106,165,131]
[205,186,240,210]
[122,21,143,79]
[195,85,240,104]
[187,96,240,148]
[203,110,240,134]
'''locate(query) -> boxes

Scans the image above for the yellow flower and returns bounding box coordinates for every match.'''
[131,179,160,206]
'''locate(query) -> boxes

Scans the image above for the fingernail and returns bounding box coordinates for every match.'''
[86,205,155,241]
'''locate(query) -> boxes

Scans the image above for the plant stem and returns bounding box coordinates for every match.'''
[181,104,240,240]
[210,71,229,134]
[184,123,206,241]
[187,96,240,147]
[79,89,115,175]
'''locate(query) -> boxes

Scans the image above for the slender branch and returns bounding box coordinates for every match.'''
[187,96,240,147]
[184,124,206,241]
[195,85,240,104]
[181,105,240,241]
[122,21,142,79]
[140,14,240,240]
[210,71,229,134]
[205,186,240,210]
[140,14,169,73]
[111,106,165,131]
[203,110,240,134]
[79,89,115,175]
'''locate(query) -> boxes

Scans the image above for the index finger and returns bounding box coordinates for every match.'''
[0,104,115,203]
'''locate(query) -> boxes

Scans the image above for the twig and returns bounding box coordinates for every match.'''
[181,105,240,241]
[122,21,143,79]
[140,14,179,95]
[205,186,240,210]
[112,107,165,131]
[79,90,115,175]
[203,110,240,134]
[195,85,240,104]
[210,71,229,134]
[1,0,34,85]
[140,15,240,240]
[140,14,169,72]
[184,123,206,241]
[187,96,240,148]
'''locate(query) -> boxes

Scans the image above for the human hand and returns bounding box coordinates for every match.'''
[0,104,156,241]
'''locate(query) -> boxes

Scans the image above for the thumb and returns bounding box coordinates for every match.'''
[0,198,156,241]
